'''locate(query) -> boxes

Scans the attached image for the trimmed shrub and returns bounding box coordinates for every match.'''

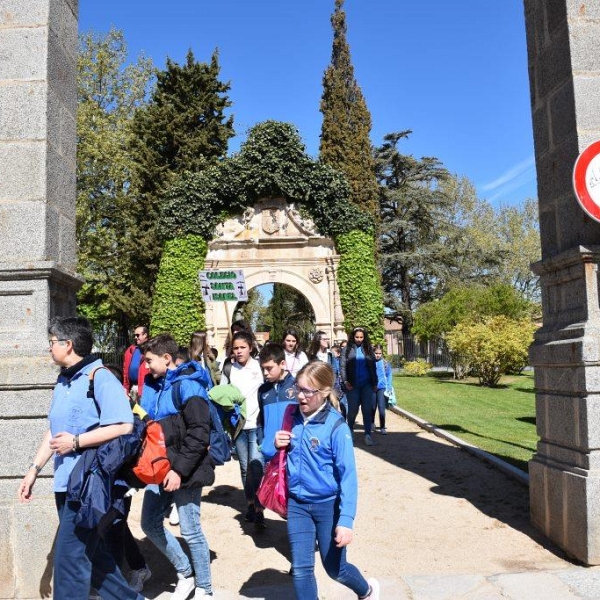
[402,358,432,377]
[446,316,536,387]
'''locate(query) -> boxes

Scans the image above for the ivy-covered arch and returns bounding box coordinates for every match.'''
[150,120,384,344]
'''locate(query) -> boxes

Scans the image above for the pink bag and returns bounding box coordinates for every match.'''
[257,404,295,517]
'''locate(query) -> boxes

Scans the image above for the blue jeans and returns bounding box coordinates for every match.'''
[234,427,264,503]
[141,485,211,594]
[287,497,369,599]
[373,388,386,429]
[346,383,375,435]
[53,493,142,600]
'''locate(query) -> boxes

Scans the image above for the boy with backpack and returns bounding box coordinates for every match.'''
[139,334,215,600]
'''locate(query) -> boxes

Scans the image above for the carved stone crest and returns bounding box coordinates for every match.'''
[309,268,324,284]
[262,208,280,234]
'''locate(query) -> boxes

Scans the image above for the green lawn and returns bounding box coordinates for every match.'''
[392,372,537,472]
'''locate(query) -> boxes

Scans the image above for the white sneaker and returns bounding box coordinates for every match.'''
[89,590,101,600]
[366,577,380,599]
[169,504,180,526]
[194,588,209,598]
[172,574,195,600]
[129,565,151,592]
[365,434,374,446]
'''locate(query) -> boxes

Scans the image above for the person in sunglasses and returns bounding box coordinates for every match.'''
[274,361,380,600]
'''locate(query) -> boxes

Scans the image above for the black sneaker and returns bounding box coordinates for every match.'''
[254,511,266,530]
[244,504,256,522]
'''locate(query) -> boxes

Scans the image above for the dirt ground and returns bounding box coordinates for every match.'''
[128,409,575,598]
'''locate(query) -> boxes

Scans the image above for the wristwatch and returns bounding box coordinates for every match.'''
[28,463,42,474]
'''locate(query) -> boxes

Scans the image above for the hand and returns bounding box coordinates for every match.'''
[344,381,353,391]
[274,429,293,449]
[18,471,37,503]
[334,525,353,548]
[49,432,75,456]
[163,470,181,492]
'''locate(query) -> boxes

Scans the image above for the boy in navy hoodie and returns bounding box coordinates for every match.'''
[255,343,297,529]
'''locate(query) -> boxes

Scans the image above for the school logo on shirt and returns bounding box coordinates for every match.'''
[309,437,320,451]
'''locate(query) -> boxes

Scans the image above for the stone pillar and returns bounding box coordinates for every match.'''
[524,1,600,564]
[0,1,81,596]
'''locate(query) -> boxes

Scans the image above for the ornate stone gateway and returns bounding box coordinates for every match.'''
[205,198,345,352]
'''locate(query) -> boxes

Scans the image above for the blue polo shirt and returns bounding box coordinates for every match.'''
[48,359,133,492]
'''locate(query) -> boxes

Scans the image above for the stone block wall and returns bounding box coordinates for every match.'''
[525,0,600,564]
[0,0,81,596]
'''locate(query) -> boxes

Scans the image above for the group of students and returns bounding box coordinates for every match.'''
[18,316,387,600]
[282,326,395,446]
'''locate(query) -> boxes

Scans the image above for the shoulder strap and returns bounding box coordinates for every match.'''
[172,380,183,412]
[282,403,296,432]
[87,366,109,417]
[223,360,232,381]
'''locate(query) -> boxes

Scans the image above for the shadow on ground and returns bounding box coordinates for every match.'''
[353,418,571,564]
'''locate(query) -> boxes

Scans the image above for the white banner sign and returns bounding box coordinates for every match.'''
[199,270,248,302]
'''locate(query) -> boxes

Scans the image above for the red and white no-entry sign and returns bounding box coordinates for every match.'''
[573,140,600,223]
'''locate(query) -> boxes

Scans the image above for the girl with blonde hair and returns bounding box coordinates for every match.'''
[274,361,380,600]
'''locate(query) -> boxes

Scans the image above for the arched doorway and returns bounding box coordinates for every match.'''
[203,198,345,356]
[237,283,315,347]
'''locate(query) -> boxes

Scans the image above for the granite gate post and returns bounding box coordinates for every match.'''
[524,1,600,564]
[0,0,81,596]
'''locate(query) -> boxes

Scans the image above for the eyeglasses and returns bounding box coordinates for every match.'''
[134,333,145,338]
[48,339,68,348]
[293,384,322,398]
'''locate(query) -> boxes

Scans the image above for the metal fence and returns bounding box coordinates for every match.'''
[92,329,130,370]
[387,334,451,368]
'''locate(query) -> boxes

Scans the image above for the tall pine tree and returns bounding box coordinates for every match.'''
[120,50,234,325]
[319,0,384,340]
[319,0,378,217]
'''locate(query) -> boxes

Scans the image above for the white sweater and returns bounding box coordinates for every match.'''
[223,357,263,429]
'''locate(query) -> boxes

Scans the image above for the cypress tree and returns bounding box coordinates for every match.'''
[319,0,378,217]
[319,0,384,340]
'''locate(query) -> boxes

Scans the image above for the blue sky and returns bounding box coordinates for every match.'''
[79,0,536,207]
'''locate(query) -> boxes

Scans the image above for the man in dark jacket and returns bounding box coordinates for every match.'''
[140,334,214,600]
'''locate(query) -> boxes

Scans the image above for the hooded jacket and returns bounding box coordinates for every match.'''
[286,402,356,529]
[257,371,297,461]
[141,361,215,488]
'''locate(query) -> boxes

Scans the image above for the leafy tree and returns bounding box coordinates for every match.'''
[125,49,234,324]
[268,285,315,344]
[319,0,378,218]
[412,283,533,342]
[238,288,265,331]
[76,29,154,331]
[496,199,541,302]
[375,131,454,323]
[446,316,536,387]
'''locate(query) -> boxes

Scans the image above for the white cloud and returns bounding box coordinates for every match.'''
[478,156,536,204]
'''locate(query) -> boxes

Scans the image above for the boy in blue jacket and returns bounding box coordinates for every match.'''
[140,334,215,600]
[254,343,296,529]
[258,343,297,461]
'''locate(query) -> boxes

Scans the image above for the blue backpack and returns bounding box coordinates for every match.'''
[172,380,232,466]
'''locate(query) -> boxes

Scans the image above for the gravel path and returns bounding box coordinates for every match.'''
[127,409,575,598]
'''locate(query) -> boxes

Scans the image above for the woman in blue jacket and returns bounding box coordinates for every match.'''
[340,327,377,446]
[274,361,380,600]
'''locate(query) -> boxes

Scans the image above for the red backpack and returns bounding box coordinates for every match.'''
[131,420,171,485]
